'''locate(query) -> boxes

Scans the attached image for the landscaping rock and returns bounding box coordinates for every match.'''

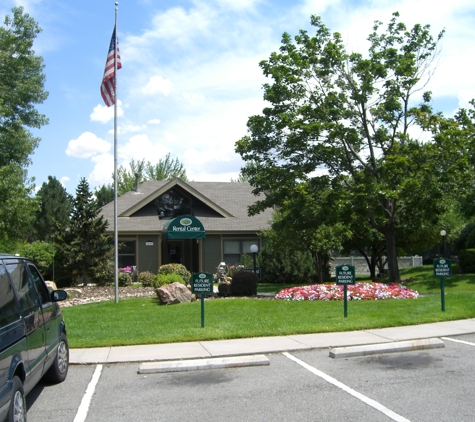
[156,282,195,305]
[64,288,83,299]
[45,281,58,292]
[59,286,156,307]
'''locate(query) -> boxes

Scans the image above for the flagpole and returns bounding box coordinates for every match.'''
[114,1,119,304]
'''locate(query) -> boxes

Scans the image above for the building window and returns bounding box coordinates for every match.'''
[119,240,136,268]
[155,188,191,219]
[223,240,257,266]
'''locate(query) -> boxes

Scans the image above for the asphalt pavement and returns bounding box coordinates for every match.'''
[70,318,475,372]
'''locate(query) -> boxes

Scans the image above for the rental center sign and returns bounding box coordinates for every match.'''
[162,215,206,239]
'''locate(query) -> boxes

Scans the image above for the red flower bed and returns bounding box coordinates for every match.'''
[275,282,418,301]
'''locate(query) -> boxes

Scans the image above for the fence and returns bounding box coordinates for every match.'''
[330,256,423,275]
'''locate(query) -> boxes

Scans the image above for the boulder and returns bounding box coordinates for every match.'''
[63,288,83,299]
[45,281,58,292]
[156,282,194,305]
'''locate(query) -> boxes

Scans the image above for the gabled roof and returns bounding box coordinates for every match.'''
[119,178,233,218]
[100,178,273,234]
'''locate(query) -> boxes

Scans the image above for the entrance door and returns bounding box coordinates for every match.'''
[166,241,184,264]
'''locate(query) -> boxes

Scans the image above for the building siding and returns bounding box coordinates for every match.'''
[203,235,222,274]
[138,235,160,274]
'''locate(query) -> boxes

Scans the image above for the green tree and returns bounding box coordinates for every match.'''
[0,7,48,248]
[144,153,187,182]
[236,13,449,283]
[94,184,114,207]
[0,165,38,250]
[34,176,73,241]
[100,154,188,198]
[57,178,112,286]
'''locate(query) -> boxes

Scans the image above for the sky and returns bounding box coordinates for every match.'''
[1,0,474,195]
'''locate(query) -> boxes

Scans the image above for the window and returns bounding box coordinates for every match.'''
[0,263,20,327]
[28,264,51,305]
[155,188,191,219]
[119,240,136,268]
[5,260,38,316]
[223,240,258,266]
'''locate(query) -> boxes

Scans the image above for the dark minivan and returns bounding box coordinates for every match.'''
[0,255,69,422]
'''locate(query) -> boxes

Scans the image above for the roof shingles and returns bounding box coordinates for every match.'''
[100,179,273,234]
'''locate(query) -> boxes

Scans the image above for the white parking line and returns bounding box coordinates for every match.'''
[442,337,475,346]
[73,364,103,422]
[282,352,410,422]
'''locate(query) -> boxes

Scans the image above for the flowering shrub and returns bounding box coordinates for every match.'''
[118,271,132,287]
[275,282,419,301]
[138,271,155,287]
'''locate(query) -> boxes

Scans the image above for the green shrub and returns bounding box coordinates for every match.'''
[459,249,475,273]
[231,270,258,296]
[157,263,191,284]
[218,282,232,297]
[153,273,184,288]
[455,222,475,251]
[90,260,114,286]
[118,271,132,286]
[259,244,314,284]
[138,271,155,287]
[16,241,53,277]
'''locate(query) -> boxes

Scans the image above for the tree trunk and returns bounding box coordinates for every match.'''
[385,225,400,283]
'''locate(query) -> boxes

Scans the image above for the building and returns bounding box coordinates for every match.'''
[100,178,273,274]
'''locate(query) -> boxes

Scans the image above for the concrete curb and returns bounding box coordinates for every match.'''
[329,338,445,359]
[137,354,270,374]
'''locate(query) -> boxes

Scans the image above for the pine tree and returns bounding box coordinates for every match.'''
[34,176,72,241]
[58,178,112,285]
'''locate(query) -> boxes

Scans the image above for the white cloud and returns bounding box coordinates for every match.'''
[66,132,111,158]
[90,100,124,123]
[458,89,475,108]
[118,134,169,164]
[60,176,70,188]
[182,92,205,105]
[88,153,114,187]
[109,124,147,135]
[142,76,173,95]
[148,119,161,125]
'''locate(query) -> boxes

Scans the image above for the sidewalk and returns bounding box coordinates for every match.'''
[70,318,475,365]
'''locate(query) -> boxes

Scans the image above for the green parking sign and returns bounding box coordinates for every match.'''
[434,259,452,278]
[336,265,356,285]
[191,272,213,294]
[192,272,213,328]
[335,265,355,318]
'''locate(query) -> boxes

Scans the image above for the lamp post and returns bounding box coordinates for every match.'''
[440,230,446,258]
[250,244,258,275]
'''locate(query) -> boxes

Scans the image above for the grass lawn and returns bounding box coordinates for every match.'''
[62,265,475,349]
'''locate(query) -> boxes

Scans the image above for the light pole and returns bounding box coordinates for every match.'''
[440,230,446,258]
[250,244,258,275]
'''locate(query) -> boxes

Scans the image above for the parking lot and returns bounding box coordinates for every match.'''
[26,334,475,421]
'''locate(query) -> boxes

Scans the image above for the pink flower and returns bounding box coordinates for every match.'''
[275,282,418,301]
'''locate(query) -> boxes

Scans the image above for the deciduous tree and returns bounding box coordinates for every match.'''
[0,7,48,247]
[236,13,448,282]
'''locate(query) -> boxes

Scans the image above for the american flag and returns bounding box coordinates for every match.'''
[100,26,122,107]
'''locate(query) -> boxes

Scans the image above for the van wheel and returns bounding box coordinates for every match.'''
[43,333,69,383]
[7,376,26,422]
